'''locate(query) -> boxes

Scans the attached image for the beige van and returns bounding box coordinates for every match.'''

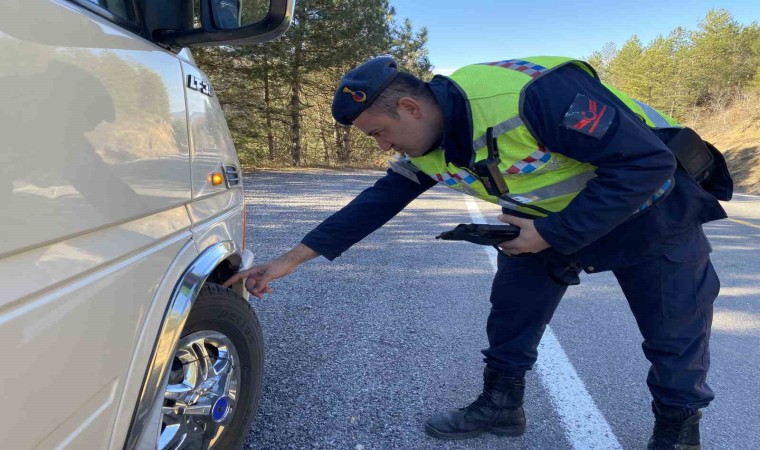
[0,0,293,448]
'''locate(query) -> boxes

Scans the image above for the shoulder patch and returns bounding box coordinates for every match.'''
[560,93,616,139]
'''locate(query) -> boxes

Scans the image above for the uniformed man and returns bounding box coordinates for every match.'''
[225,56,732,449]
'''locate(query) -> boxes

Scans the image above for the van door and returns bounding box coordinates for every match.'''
[0,0,193,448]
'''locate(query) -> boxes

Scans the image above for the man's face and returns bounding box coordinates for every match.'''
[352,98,440,158]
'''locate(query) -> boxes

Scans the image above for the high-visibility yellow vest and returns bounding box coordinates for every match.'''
[404,56,679,217]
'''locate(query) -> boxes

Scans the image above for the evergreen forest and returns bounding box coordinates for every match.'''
[194,6,760,191]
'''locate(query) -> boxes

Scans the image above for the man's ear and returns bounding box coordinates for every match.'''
[397,97,422,118]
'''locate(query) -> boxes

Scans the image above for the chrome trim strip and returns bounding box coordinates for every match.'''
[125,241,238,450]
[472,116,523,150]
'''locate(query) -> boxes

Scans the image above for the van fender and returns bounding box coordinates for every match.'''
[123,240,240,449]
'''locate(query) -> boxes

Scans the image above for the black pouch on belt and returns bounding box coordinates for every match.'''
[537,249,581,286]
[666,127,713,181]
[665,127,733,201]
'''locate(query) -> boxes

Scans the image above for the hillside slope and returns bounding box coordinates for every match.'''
[689,98,760,195]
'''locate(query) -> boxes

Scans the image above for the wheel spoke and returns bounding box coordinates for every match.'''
[165,380,195,401]
[184,404,212,416]
[192,340,212,382]
[211,350,233,377]
[214,373,231,399]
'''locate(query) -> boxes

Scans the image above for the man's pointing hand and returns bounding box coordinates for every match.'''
[223,243,319,299]
[222,262,282,299]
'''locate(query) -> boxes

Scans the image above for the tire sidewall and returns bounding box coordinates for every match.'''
[180,284,264,449]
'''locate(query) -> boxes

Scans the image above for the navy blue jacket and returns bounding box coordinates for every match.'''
[302,64,726,271]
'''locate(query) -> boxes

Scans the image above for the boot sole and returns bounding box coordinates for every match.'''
[424,422,526,440]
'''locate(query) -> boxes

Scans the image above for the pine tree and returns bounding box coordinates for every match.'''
[391,17,432,78]
[688,9,744,111]
[193,1,434,168]
[607,36,648,99]
[586,42,617,80]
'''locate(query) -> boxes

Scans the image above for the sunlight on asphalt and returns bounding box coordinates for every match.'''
[716,286,760,297]
[712,310,760,335]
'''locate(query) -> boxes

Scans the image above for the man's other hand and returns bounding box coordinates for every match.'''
[496,214,550,255]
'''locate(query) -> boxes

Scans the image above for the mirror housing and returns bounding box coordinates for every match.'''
[156,0,294,48]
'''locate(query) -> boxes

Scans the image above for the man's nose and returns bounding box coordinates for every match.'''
[374,136,393,151]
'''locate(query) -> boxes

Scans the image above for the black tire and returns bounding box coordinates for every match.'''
[179,283,264,449]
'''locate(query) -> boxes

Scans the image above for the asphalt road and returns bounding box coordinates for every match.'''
[241,169,759,450]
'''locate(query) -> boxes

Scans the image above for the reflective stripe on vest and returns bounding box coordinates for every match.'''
[495,174,674,214]
[632,99,676,128]
[424,161,596,208]
[505,170,598,204]
[473,116,524,150]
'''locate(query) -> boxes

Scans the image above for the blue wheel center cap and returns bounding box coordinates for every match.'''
[211,397,230,422]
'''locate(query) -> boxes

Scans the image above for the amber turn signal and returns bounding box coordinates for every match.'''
[208,172,225,186]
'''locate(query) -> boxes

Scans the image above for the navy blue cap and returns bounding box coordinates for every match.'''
[332,56,399,125]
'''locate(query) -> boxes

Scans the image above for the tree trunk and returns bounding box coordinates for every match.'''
[290,45,303,166]
[319,110,330,163]
[334,121,342,155]
[335,125,351,163]
[290,82,301,166]
[263,68,275,160]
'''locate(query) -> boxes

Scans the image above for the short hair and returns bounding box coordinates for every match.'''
[366,72,435,118]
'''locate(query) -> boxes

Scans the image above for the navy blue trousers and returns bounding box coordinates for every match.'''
[482,240,719,410]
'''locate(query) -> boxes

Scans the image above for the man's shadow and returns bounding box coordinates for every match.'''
[1,60,146,249]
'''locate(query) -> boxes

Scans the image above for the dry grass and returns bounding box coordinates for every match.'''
[688,95,760,194]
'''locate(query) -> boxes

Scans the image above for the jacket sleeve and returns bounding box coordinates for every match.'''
[522,64,677,255]
[301,169,436,260]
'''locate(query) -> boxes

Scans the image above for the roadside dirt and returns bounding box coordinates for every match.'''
[690,99,760,195]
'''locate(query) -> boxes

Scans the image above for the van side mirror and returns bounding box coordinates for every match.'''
[156,0,294,48]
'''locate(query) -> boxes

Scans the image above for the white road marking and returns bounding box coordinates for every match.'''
[728,218,760,229]
[464,195,623,450]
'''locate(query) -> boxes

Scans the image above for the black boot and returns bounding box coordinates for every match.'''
[424,366,526,440]
[647,401,702,450]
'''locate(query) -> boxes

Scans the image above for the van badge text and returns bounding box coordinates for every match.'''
[187,74,214,97]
